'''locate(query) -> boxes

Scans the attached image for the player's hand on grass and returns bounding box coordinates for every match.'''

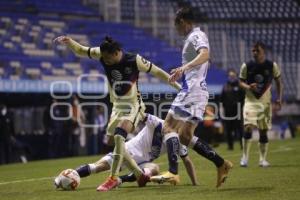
[169,66,185,83]
[53,36,71,45]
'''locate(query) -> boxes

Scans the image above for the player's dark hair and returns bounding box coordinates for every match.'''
[175,7,195,24]
[253,41,266,51]
[100,36,121,54]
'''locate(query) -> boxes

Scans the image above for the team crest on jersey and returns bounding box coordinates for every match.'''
[124,67,132,74]
[254,74,264,83]
[111,70,123,81]
[264,70,270,76]
[192,35,200,47]
[114,84,122,92]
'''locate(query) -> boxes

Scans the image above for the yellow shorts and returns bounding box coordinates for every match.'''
[243,102,272,130]
[106,100,146,137]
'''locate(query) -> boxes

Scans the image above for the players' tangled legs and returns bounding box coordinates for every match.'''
[53,6,282,191]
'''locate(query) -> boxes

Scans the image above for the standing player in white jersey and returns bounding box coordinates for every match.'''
[150,7,233,188]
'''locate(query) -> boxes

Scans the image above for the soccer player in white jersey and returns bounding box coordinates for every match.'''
[53,36,181,191]
[54,114,198,189]
[150,7,233,188]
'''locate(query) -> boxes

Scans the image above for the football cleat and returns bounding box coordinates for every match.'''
[216,160,233,188]
[96,176,121,192]
[240,157,248,167]
[259,160,270,167]
[150,171,180,185]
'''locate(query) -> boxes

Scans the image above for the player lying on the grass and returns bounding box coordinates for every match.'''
[53,36,181,191]
[54,114,198,190]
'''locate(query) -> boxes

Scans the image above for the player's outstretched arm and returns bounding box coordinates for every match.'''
[53,35,101,59]
[181,156,198,186]
[169,48,209,83]
[136,54,181,91]
[184,48,210,70]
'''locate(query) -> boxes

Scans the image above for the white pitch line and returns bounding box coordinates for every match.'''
[0,177,54,186]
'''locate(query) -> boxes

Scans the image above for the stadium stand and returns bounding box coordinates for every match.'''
[0,0,186,93]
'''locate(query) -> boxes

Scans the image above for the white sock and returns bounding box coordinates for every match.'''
[189,136,199,149]
[242,138,251,160]
[111,135,125,177]
[88,164,97,174]
[259,143,268,161]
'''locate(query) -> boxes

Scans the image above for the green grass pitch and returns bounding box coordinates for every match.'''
[0,137,300,200]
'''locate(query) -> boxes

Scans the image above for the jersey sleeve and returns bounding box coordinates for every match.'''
[179,145,188,157]
[273,62,281,78]
[87,46,101,60]
[145,114,163,129]
[136,54,152,73]
[190,32,209,52]
[239,63,247,80]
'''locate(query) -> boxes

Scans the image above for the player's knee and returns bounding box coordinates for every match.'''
[259,133,268,143]
[162,124,173,135]
[244,124,254,132]
[243,128,252,140]
[179,133,192,146]
[114,127,128,138]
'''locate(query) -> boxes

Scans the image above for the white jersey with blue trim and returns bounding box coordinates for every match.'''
[125,114,188,164]
[181,27,210,92]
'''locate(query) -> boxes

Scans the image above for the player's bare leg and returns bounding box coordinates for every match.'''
[119,163,159,186]
[55,159,112,189]
[97,120,148,191]
[180,121,233,188]
[151,115,233,187]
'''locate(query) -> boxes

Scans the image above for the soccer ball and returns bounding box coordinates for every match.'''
[54,169,80,190]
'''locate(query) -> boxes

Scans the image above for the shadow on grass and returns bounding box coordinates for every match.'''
[77,184,196,192]
[121,185,276,194]
[218,186,274,193]
[269,164,300,168]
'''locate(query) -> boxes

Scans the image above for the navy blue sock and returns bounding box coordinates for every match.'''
[119,173,136,183]
[165,134,180,174]
[193,138,224,168]
[75,164,91,178]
